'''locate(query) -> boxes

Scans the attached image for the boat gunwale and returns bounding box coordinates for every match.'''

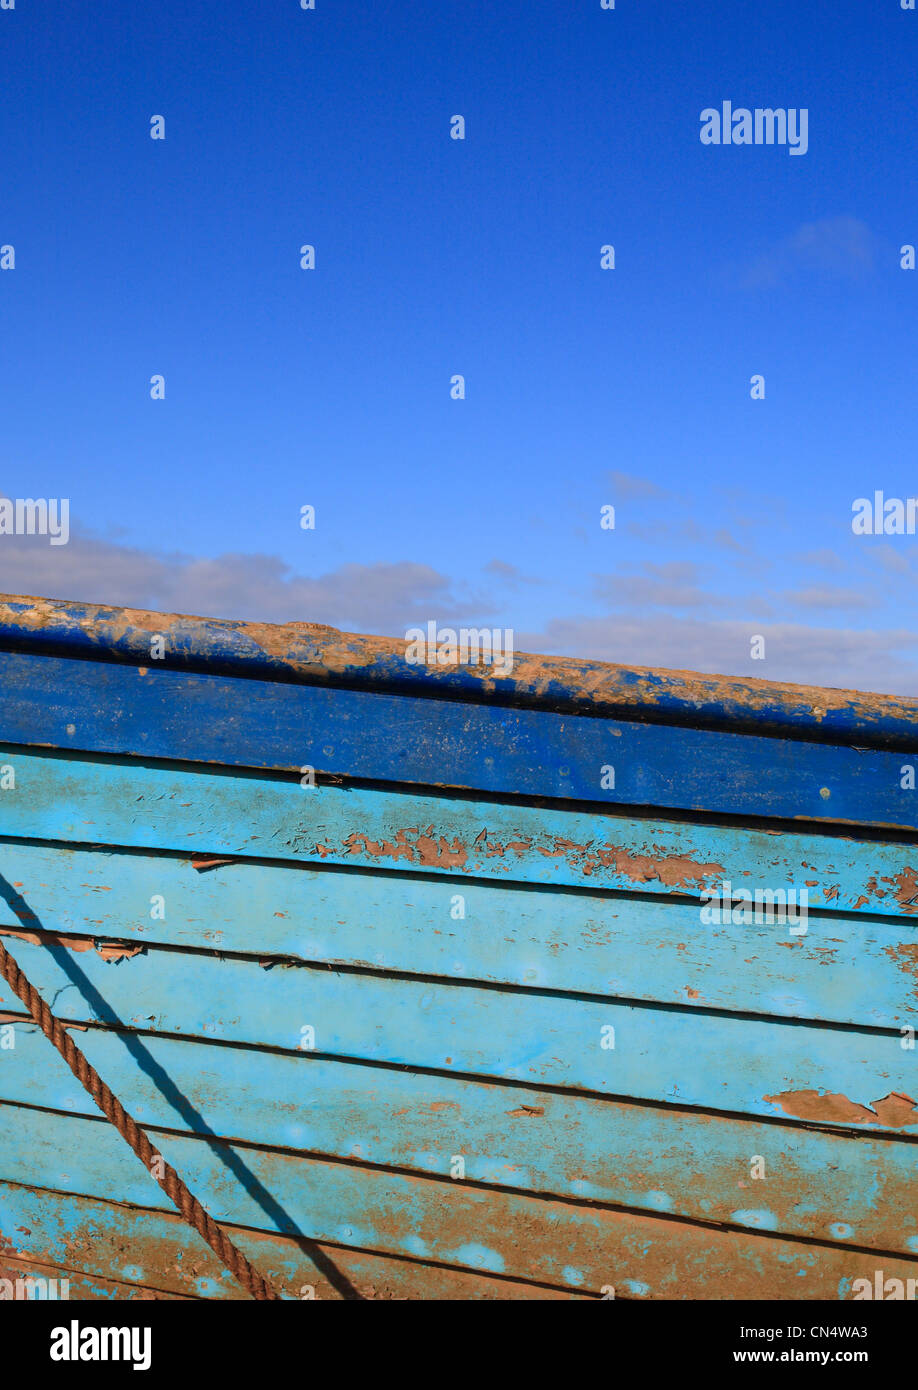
[0,591,914,749]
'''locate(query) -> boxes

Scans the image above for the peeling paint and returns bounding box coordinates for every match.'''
[884,942,918,1002]
[94,943,144,963]
[0,928,142,963]
[765,1089,918,1128]
[329,826,727,889]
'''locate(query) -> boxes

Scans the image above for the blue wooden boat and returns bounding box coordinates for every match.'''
[0,592,916,1300]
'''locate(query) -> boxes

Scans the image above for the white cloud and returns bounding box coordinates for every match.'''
[1,527,913,695]
[605,470,668,500]
[739,216,879,289]
[781,585,873,610]
[595,561,714,610]
[518,614,918,696]
[0,529,474,634]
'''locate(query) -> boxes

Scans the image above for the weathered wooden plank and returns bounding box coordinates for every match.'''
[4,1024,916,1253]
[0,1253,196,1301]
[3,1108,916,1299]
[0,841,915,1027]
[0,1182,589,1301]
[2,592,915,749]
[0,651,914,828]
[2,747,917,919]
[2,935,916,1131]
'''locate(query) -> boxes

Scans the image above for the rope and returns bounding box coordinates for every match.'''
[0,936,279,1300]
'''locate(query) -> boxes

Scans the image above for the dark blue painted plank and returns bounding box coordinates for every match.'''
[2,593,916,748]
[0,650,915,827]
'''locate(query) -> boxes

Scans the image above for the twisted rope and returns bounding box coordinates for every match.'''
[0,936,279,1300]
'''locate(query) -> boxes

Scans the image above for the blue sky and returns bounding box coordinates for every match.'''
[1,0,916,693]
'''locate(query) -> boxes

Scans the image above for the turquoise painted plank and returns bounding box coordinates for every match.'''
[0,650,915,828]
[2,936,916,1131]
[4,592,916,750]
[1,746,916,918]
[0,1183,587,1301]
[4,1022,916,1253]
[0,1254,197,1301]
[3,1107,916,1299]
[0,841,915,1026]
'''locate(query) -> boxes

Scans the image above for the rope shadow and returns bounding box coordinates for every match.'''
[0,874,365,1300]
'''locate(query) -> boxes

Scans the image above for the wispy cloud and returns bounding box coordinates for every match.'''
[799,548,844,571]
[781,584,872,610]
[483,559,543,588]
[0,528,478,634]
[1,519,913,695]
[604,470,669,500]
[595,561,714,610]
[737,216,879,289]
[519,614,918,696]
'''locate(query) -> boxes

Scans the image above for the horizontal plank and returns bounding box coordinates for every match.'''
[3,1024,916,1253]
[4,592,916,748]
[3,935,917,1131]
[0,1253,195,1301]
[0,1182,588,1301]
[3,1107,916,1299]
[0,651,914,829]
[2,747,917,919]
[0,840,915,1027]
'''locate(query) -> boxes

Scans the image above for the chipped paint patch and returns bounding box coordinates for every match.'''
[334,825,727,889]
[892,867,918,912]
[885,941,918,1000]
[94,942,144,963]
[0,928,142,962]
[764,1088,918,1127]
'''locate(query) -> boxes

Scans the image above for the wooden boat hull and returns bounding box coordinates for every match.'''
[0,595,916,1300]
